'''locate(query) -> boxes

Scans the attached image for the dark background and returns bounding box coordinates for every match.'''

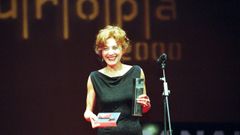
[1,0,239,135]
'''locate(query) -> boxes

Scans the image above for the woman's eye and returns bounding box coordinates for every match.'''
[103,47,109,51]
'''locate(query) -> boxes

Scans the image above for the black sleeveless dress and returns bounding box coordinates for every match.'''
[90,65,143,135]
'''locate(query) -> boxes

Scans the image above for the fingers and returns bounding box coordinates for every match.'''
[136,94,151,107]
[85,111,100,128]
[90,114,101,128]
[136,94,151,113]
[84,110,99,122]
[137,94,149,99]
[91,113,99,121]
[90,117,100,128]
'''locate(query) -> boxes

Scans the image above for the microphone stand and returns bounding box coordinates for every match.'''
[159,61,173,135]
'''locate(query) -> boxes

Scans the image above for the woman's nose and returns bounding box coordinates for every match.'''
[107,49,114,54]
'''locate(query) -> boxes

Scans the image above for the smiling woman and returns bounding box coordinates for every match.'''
[84,25,151,135]
[94,25,129,70]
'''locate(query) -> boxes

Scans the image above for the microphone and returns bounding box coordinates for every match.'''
[157,53,167,64]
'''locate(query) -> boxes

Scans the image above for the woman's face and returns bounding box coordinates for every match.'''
[102,37,123,67]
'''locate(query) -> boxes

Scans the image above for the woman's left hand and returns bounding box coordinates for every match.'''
[136,94,151,113]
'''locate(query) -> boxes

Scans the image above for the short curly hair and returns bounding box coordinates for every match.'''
[95,25,130,57]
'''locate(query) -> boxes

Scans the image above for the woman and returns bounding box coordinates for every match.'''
[84,25,151,135]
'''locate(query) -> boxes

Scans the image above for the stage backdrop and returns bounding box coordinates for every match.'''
[1,0,239,135]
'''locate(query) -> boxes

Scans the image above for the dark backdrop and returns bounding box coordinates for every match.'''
[1,0,239,135]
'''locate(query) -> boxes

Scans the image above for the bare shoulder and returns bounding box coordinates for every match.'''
[123,64,133,70]
[135,65,145,78]
[97,67,105,74]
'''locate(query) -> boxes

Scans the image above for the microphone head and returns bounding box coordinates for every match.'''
[157,53,167,64]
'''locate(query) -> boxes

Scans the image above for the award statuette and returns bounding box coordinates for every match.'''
[132,78,144,116]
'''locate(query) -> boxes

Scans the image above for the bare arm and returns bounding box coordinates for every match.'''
[84,76,97,122]
[137,68,151,113]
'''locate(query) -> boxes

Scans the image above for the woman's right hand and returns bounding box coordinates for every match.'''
[84,110,100,128]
